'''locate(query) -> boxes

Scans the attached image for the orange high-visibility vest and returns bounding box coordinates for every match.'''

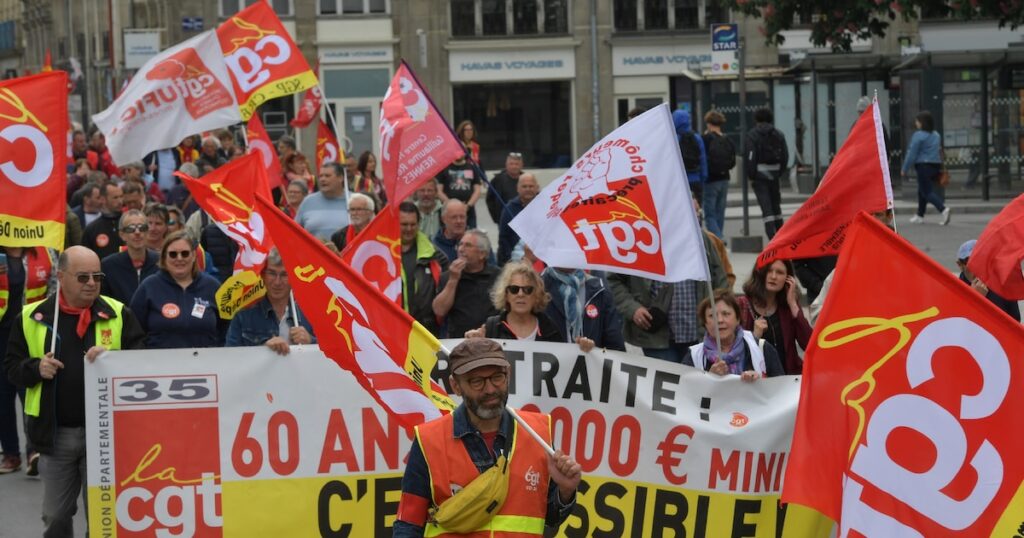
[416,410,551,537]
[0,247,52,319]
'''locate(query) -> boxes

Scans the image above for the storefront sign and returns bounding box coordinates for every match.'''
[84,342,833,536]
[321,45,394,64]
[612,43,711,76]
[449,48,575,82]
[123,30,162,70]
[710,23,739,75]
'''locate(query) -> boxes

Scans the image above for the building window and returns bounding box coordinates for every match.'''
[319,0,389,14]
[221,0,294,17]
[451,0,569,37]
[614,0,720,31]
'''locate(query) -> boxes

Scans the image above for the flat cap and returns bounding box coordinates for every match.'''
[448,338,508,375]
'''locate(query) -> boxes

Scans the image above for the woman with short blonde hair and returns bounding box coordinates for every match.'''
[464,261,562,342]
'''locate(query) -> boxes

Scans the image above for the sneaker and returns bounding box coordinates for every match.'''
[0,455,21,474]
[909,215,924,224]
[940,207,951,226]
[26,452,39,477]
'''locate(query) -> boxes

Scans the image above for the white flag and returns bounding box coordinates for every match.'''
[510,104,708,282]
[93,31,242,165]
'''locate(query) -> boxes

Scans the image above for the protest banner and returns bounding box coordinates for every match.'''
[784,213,1024,536]
[0,71,68,250]
[511,104,706,282]
[290,65,322,129]
[86,341,832,536]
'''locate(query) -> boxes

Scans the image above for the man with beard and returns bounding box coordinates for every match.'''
[329,193,375,252]
[225,248,314,353]
[394,338,581,537]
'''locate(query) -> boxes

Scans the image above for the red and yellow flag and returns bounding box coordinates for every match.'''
[315,118,342,173]
[0,71,68,250]
[256,194,455,428]
[757,100,893,268]
[967,193,1024,300]
[246,111,284,189]
[341,206,402,305]
[290,61,322,129]
[782,212,1024,536]
[177,153,275,318]
[216,1,318,120]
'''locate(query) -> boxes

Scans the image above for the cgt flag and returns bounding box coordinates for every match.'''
[177,153,275,318]
[93,31,241,165]
[290,62,322,128]
[216,1,317,120]
[255,195,455,428]
[316,117,341,172]
[782,212,1024,537]
[246,111,284,189]
[757,99,893,268]
[378,60,465,205]
[340,206,402,305]
[511,104,707,282]
[0,71,68,250]
[967,193,1024,300]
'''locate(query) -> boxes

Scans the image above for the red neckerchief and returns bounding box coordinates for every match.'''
[58,292,91,338]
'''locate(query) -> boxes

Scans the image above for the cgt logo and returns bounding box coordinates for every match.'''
[0,87,53,188]
[222,17,292,94]
[119,47,234,126]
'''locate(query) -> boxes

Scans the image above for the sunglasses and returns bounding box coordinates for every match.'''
[506,285,535,295]
[166,249,193,260]
[74,272,105,284]
[508,152,523,158]
[121,224,150,233]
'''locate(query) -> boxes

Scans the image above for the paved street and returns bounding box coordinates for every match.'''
[0,192,1011,536]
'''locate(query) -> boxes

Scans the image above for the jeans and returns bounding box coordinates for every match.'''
[702,180,729,238]
[914,163,946,217]
[41,427,88,538]
[0,371,27,457]
[752,176,784,238]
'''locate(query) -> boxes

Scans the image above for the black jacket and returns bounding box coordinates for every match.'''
[541,271,625,351]
[5,295,146,452]
[101,249,160,305]
[485,170,520,224]
[402,233,449,337]
[483,310,564,342]
[82,212,124,260]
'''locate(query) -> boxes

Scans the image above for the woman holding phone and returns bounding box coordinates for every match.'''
[737,260,813,375]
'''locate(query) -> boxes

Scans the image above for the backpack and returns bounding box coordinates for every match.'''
[756,128,787,166]
[678,131,702,171]
[705,134,736,174]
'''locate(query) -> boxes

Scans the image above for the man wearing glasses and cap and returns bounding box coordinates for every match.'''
[394,338,581,537]
[5,246,145,537]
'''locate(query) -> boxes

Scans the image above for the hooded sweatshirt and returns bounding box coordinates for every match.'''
[672,109,708,184]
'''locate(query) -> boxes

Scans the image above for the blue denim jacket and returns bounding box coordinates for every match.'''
[392,405,576,537]
[224,296,315,347]
[901,130,942,173]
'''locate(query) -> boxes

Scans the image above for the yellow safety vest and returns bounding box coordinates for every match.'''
[0,247,52,319]
[22,296,125,417]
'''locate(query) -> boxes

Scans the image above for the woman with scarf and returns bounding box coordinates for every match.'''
[684,289,784,381]
[541,267,625,352]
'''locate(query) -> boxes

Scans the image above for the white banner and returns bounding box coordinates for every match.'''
[84,341,831,536]
[510,104,708,282]
[93,31,242,165]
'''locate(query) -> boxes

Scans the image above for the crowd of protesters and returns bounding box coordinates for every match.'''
[0,107,1016,536]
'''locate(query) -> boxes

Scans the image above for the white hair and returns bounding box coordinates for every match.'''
[348,192,375,212]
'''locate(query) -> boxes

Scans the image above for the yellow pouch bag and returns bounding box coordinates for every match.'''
[430,454,511,533]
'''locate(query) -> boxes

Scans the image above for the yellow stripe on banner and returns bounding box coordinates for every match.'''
[221,473,405,537]
[406,321,457,413]
[991,478,1024,536]
[0,215,64,251]
[87,486,119,538]
[238,71,319,121]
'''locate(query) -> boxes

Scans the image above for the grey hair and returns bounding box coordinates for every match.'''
[266,247,283,267]
[178,162,200,177]
[118,209,146,229]
[348,192,375,212]
[201,136,221,148]
[464,228,490,254]
[287,179,309,194]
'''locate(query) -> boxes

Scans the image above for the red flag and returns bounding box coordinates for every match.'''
[315,118,341,172]
[290,63,322,129]
[967,194,1024,300]
[0,71,69,250]
[246,111,284,189]
[216,1,317,120]
[378,60,465,206]
[782,212,1024,536]
[41,49,52,72]
[341,206,402,305]
[255,194,455,428]
[757,100,893,268]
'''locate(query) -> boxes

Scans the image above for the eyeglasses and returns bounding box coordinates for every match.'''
[166,249,193,260]
[508,152,523,158]
[463,371,508,391]
[73,272,105,284]
[263,270,288,281]
[505,285,535,296]
[121,224,150,233]
[349,207,372,212]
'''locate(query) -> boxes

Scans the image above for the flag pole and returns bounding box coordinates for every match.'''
[289,290,300,329]
[438,342,555,456]
[315,59,350,204]
[50,280,60,355]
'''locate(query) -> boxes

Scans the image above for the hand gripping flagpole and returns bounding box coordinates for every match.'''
[438,343,555,456]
